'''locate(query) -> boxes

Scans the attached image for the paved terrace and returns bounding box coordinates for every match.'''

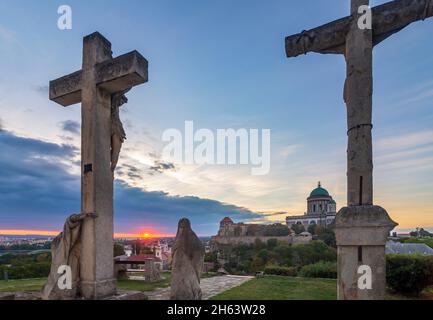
[146,275,254,300]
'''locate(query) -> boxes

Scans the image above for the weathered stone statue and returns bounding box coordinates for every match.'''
[170,218,204,300]
[110,88,130,172]
[41,212,97,300]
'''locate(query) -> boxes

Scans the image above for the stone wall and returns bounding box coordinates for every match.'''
[211,234,311,250]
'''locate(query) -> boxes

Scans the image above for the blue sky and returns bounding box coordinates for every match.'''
[0,0,432,235]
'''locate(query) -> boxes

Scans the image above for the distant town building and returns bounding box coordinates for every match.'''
[386,241,433,255]
[123,244,133,257]
[149,240,172,270]
[286,182,337,227]
[115,254,162,282]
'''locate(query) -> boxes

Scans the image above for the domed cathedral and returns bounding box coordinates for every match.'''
[286,182,337,228]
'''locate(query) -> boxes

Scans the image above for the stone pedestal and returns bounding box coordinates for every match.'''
[335,205,397,300]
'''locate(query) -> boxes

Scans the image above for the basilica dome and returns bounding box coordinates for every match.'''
[309,182,330,198]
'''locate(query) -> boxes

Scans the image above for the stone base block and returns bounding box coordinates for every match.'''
[80,278,117,300]
[335,205,397,300]
[104,290,148,300]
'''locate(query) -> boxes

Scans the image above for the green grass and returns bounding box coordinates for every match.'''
[118,273,172,292]
[0,272,219,294]
[0,278,47,292]
[118,272,218,292]
[1,275,431,300]
[211,276,433,300]
[211,276,338,300]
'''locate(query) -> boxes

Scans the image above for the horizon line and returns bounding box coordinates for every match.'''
[0,229,177,239]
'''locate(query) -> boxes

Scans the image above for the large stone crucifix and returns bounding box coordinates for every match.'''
[285,0,432,299]
[49,32,148,299]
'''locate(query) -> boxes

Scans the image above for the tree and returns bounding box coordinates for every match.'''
[257,249,270,264]
[267,238,278,250]
[262,224,290,236]
[254,238,266,251]
[250,257,265,272]
[292,241,337,267]
[274,243,293,266]
[113,243,125,257]
[316,229,336,248]
[291,224,305,235]
[204,252,217,263]
[409,228,432,238]
[307,224,317,235]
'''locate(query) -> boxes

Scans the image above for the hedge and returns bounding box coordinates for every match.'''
[264,266,297,277]
[386,254,433,296]
[299,261,337,279]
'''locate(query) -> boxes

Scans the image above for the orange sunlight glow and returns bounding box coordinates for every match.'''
[0,230,174,239]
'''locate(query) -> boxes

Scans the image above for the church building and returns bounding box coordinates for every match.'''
[286,182,337,227]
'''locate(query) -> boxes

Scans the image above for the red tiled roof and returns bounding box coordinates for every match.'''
[161,252,171,260]
[126,254,162,263]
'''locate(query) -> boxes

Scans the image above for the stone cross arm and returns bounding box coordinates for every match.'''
[285,0,433,58]
[49,50,148,106]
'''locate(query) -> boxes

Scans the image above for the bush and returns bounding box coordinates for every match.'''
[292,241,337,267]
[291,224,305,235]
[0,262,51,280]
[273,243,294,266]
[0,252,51,280]
[264,266,297,277]
[386,254,433,296]
[299,261,337,279]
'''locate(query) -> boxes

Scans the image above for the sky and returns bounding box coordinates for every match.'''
[0,0,432,236]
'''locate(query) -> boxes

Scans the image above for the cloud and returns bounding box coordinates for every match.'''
[0,25,15,43]
[0,131,79,229]
[114,182,262,234]
[376,130,433,151]
[0,131,263,235]
[35,85,49,95]
[394,80,433,107]
[149,161,176,174]
[375,130,433,174]
[59,120,80,135]
[279,145,300,158]
[118,164,143,180]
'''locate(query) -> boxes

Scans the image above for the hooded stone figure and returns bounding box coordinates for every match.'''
[170,218,205,300]
[41,212,97,300]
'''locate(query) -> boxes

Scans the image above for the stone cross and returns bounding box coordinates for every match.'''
[49,32,148,299]
[285,0,432,299]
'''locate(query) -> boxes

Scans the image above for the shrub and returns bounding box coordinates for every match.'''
[264,266,297,277]
[267,238,278,250]
[291,224,305,235]
[386,254,433,296]
[292,241,337,267]
[299,261,337,279]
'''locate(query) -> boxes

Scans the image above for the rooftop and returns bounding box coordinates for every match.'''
[386,242,433,255]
